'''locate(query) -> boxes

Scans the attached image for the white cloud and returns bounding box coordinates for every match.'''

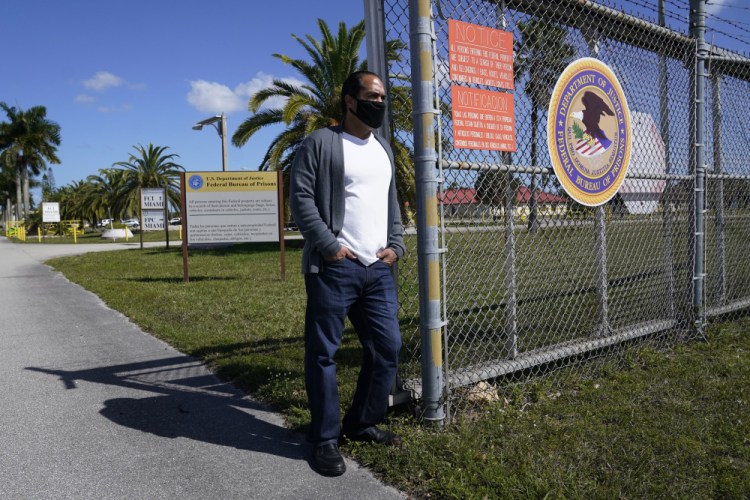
[187,80,246,113]
[187,72,308,114]
[75,94,96,103]
[96,104,132,113]
[705,0,730,15]
[83,71,123,91]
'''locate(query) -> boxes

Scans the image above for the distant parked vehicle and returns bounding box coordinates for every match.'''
[169,217,181,225]
[122,218,139,229]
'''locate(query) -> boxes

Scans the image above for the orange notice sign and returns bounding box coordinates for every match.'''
[452,86,516,151]
[449,19,514,90]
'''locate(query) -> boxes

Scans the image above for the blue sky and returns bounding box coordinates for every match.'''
[2,0,747,198]
[2,0,365,192]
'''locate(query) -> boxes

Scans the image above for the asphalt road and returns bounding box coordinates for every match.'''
[0,238,403,499]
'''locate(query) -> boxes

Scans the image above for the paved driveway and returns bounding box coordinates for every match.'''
[0,238,403,499]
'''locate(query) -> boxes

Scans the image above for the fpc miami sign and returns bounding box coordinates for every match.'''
[548,58,632,206]
[140,187,166,230]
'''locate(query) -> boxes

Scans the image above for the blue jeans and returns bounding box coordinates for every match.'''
[304,258,401,445]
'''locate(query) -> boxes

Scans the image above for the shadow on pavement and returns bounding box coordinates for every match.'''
[26,355,306,461]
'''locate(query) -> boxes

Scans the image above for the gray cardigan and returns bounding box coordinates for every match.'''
[289,126,405,274]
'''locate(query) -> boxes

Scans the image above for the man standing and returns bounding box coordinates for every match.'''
[290,71,405,477]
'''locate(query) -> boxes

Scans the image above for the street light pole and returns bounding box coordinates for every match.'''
[219,113,228,172]
[193,113,228,171]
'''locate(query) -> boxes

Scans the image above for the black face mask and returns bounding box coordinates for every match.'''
[351,97,386,129]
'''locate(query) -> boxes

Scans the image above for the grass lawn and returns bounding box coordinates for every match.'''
[46,243,750,498]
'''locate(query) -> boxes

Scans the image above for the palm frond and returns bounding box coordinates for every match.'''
[281,93,317,124]
[231,109,285,147]
[232,18,415,213]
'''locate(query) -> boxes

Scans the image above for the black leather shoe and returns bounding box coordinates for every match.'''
[311,443,346,476]
[343,426,402,446]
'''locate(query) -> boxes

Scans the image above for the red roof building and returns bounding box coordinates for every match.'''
[439,187,567,206]
[440,188,478,205]
[515,186,568,205]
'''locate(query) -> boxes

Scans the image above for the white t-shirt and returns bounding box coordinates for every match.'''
[337,131,392,265]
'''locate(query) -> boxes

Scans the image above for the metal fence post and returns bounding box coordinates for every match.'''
[659,0,677,321]
[365,0,410,406]
[410,0,445,424]
[711,71,726,305]
[495,1,518,360]
[595,206,610,337]
[504,160,518,358]
[365,0,392,139]
[583,28,610,338]
[690,0,707,334]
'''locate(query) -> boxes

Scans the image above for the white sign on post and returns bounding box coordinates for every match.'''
[141,188,165,210]
[42,202,61,223]
[140,187,166,231]
[143,210,165,230]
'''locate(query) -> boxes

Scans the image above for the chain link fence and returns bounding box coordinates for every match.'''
[705,56,750,318]
[377,0,750,420]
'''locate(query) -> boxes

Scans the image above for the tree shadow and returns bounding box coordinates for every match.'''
[190,337,305,358]
[191,241,304,257]
[26,355,307,461]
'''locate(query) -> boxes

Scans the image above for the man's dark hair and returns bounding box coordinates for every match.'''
[341,70,381,116]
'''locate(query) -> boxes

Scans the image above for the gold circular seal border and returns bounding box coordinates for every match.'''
[547,57,632,207]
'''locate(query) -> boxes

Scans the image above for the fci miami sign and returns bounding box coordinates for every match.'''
[548,58,632,206]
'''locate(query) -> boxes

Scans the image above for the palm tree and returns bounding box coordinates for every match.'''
[475,168,521,214]
[232,19,415,215]
[387,77,417,221]
[85,168,128,225]
[41,167,57,201]
[55,180,94,224]
[233,19,366,171]
[515,20,575,232]
[0,103,61,220]
[111,144,183,217]
[0,166,16,224]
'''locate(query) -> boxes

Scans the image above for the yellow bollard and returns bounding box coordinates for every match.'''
[38,227,42,242]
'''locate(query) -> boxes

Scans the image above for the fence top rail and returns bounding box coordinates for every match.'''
[441,159,549,175]
[708,52,750,80]
[497,0,688,53]
[706,172,750,181]
[440,160,693,181]
[475,0,750,79]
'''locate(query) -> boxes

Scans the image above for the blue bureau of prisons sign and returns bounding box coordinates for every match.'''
[548,58,632,206]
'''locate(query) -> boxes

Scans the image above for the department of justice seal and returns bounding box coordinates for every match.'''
[188,175,204,190]
[547,58,632,206]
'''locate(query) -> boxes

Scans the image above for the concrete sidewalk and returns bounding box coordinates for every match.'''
[0,238,403,499]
